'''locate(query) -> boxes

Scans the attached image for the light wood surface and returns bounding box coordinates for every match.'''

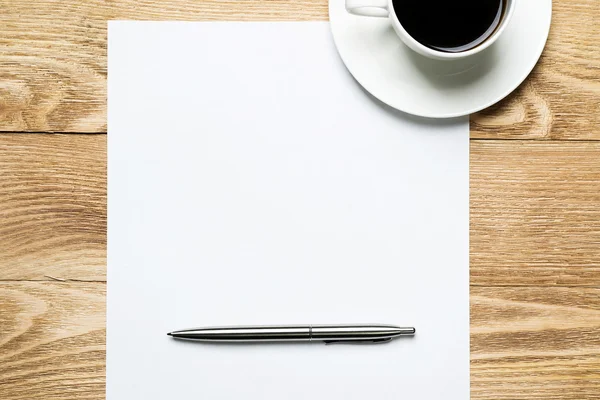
[0,135,106,282]
[0,282,598,399]
[0,0,598,138]
[1,135,599,285]
[0,0,599,398]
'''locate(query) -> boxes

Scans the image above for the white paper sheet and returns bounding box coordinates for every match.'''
[107,22,469,400]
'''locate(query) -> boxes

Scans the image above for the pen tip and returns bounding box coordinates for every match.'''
[167,332,173,336]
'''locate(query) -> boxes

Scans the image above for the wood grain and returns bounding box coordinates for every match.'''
[471,140,600,286]
[1,1,599,397]
[0,0,599,138]
[0,282,598,399]
[471,0,600,139]
[0,282,106,399]
[0,134,106,281]
[2,135,599,285]
[0,0,327,133]
[470,286,600,399]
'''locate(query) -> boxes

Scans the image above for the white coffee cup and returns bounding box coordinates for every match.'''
[346,0,516,60]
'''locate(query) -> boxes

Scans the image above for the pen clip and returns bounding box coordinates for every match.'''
[324,338,393,345]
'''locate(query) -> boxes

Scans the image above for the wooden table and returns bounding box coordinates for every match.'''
[0,1,599,398]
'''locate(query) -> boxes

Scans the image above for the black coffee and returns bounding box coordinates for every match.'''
[393,0,505,53]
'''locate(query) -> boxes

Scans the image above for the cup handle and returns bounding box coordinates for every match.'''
[345,0,390,17]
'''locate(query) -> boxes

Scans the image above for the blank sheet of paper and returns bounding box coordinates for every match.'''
[107,22,469,400]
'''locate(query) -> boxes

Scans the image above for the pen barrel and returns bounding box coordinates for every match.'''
[310,325,413,341]
[171,326,312,342]
[228,326,311,341]
[168,324,415,342]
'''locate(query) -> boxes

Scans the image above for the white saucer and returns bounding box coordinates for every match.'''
[329,0,552,118]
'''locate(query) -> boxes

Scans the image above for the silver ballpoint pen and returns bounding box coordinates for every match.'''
[167,324,415,344]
